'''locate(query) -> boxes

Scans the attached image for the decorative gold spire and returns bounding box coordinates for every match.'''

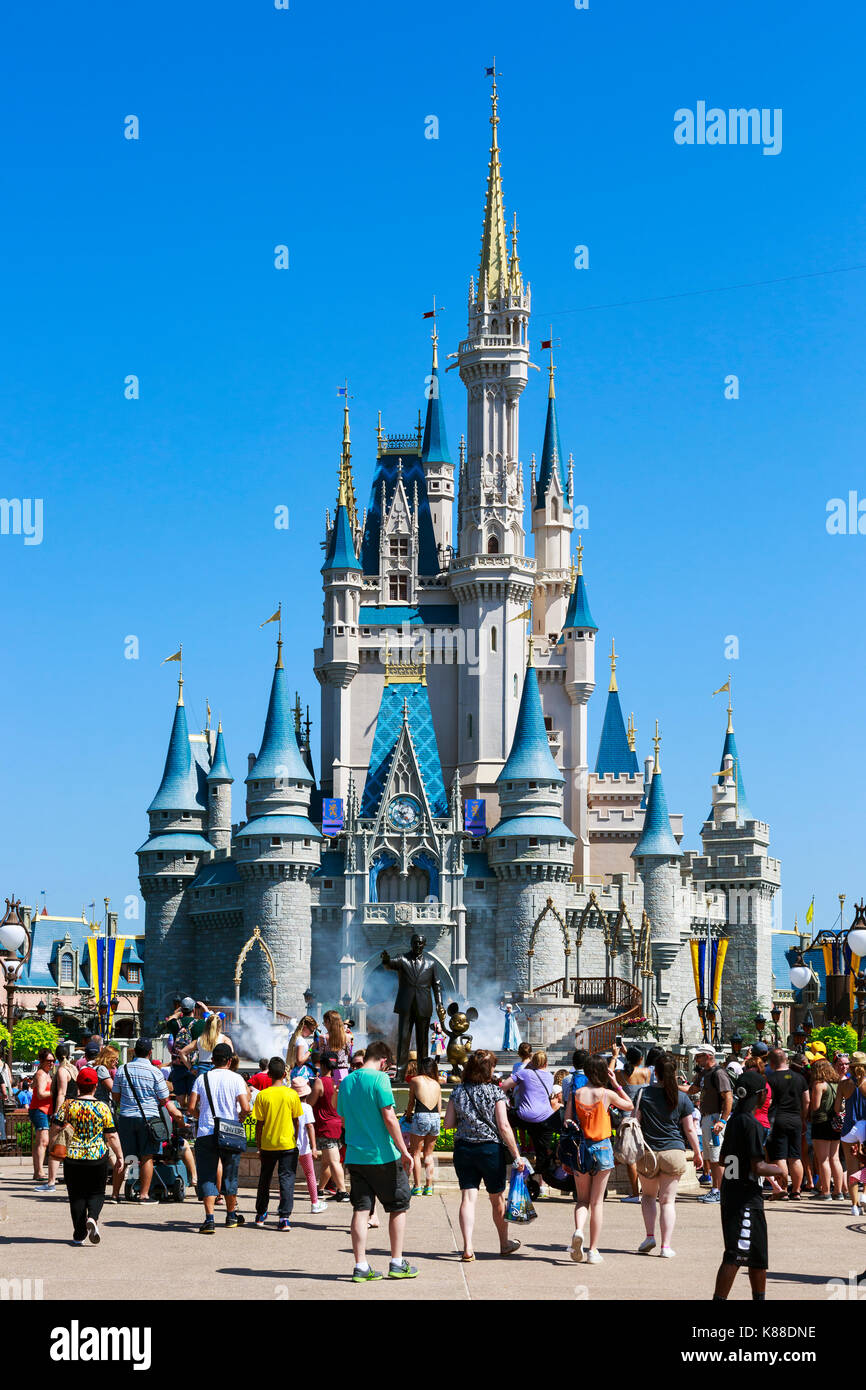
[569,557,576,594]
[609,638,618,693]
[161,645,184,703]
[527,629,534,667]
[276,636,284,670]
[627,712,636,753]
[653,719,661,774]
[477,61,509,303]
[336,383,358,529]
[217,718,223,733]
[509,211,523,296]
[547,326,556,399]
[727,692,734,734]
[576,534,584,575]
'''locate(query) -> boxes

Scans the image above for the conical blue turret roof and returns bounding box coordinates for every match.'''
[562,571,597,632]
[633,767,681,859]
[148,697,206,813]
[247,650,313,784]
[321,504,361,572]
[207,728,233,783]
[595,689,639,776]
[708,725,751,823]
[535,384,567,508]
[421,354,452,465]
[499,666,563,784]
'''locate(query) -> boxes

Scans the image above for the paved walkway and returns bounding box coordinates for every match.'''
[1,1159,863,1301]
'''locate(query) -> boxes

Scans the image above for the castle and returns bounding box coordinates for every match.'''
[139,79,780,1052]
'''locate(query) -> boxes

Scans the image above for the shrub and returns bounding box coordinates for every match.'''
[811,1023,859,1059]
[11,1019,59,1062]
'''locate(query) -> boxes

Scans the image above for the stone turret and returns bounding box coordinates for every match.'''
[632,725,682,1017]
[206,724,233,853]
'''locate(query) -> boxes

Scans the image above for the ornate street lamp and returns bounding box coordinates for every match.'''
[754,1012,767,1039]
[802,1010,814,1038]
[303,989,314,1013]
[770,1004,781,1045]
[0,897,31,1035]
[730,1030,743,1056]
[36,999,46,1017]
[789,900,866,1012]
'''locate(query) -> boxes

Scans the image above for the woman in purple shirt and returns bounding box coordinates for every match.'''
[501,1051,558,1186]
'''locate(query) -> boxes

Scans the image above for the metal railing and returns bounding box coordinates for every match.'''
[527,974,642,1054]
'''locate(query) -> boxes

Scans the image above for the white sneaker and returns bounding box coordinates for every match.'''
[659,1245,676,1258]
[570,1231,585,1263]
[310,1201,328,1214]
[585,1248,603,1264]
[851,1204,861,1217]
[638,1236,656,1253]
[86,1217,100,1245]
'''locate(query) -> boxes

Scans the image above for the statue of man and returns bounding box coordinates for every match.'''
[381,934,446,1081]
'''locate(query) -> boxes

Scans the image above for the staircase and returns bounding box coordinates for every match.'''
[510,975,642,1068]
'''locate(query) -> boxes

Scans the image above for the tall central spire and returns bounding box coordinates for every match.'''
[337,389,358,529]
[477,66,509,303]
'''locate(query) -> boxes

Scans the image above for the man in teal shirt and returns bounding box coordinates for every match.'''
[337,1040,417,1283]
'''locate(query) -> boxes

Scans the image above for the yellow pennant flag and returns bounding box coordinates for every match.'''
[713,679,730,696]
[162,649,182,664]
[805,897,814,926]
[260,606,281,627]
[510,608,531,622]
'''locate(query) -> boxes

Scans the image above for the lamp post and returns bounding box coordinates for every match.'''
[770,1004,781,1045]
[789,899,866,1022]
[855,975,866,1045]
[730,1030,743,1057]
[0,898,32,1036]
[754,1012,766,1041]
[303,989,314,1015]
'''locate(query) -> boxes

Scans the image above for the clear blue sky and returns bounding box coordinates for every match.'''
[1,1,863,947]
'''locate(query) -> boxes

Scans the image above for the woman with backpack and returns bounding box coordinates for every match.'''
[810,1058,846,1201]
[633,1051,701,1259]
[836,1051,866,1215]
[566,1054,633,1265]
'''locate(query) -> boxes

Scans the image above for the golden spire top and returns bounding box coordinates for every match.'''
[653,719,661,774]
[727,691,734,735]
[576,534,584,576]
[336,381,358,529]
[477,60,509,303]
[217,719,222,734]
[609,638,618,693]
[527,629,534,668]
[177,670,184,706]
[627,712,636,753]
[276,636,284,670]
[509,211,523,295]
[569,557,576,594]
[547,325,556,399]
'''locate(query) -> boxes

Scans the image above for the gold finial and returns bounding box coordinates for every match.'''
[576,534,584,576]
[568,557,576,594]
[627,712,636,753]
[609,638,618,692]
[336,383,358,528]
[478,58,508,302]
[527,630,534,667]
[547,325,556,399]
[376,409,383,453]
[217,718,222,734]
[653,719,661,774]
[276,636,284,670]
[727,691,734,735]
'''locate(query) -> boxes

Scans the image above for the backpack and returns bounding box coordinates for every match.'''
[613,1086,649,1167]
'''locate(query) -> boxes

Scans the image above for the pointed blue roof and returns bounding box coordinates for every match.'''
[360,681,448,818]
[148,698,206,813]
[562,571,597,632]
[595,689,639,776]
[632,768,681,859]
[421,355,452,465]
[499,666,563,784]
[710,726,751,822]
[207,728,233,783]
[535,383,567,508]
[360,449,439,575]
[247,651,313,784]
[321,503,361,572]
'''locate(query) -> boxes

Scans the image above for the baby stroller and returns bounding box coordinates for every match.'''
[124,1126,188,1203]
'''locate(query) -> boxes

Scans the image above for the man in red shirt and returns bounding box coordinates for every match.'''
[249,1058,273,1093]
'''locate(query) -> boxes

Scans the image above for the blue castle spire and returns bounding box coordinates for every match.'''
[499,658,563,784]
[420,329,452,466]
[709,694,751,822]
[595,639,639,776]
[535,359,567,508]
[633,726,681,860]
[207,725,233,783]
[247,639,313,784]
[322,398,362,573]
[148,676,206,813]
[562,537,597,633]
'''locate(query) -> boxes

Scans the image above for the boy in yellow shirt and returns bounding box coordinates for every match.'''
[253,1056,305,1231]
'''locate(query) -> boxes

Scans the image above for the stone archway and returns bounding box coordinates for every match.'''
[527,897,571,995]
[234,925,278,1021]
[350,948,458,1046]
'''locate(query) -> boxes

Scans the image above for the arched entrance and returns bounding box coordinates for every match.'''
[350,949,457,1048]
[234,926,278,1021]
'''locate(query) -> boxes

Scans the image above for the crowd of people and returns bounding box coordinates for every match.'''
[13,998,866,1289]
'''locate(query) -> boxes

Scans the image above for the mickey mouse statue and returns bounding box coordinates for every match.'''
[444,1001,479,1082]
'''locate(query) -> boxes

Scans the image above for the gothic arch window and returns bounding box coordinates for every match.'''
[487,535,499,554]
[59,951,74,986]
[490,626,498,652]
[491,319,498,333]
[551,497,559,521]
[513,673,518,696]
[377,866,430,903]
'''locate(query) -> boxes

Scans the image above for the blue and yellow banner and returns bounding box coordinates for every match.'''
[87,936,127,1033]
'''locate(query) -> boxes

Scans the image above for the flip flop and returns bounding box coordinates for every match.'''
[461,1252,476,1262]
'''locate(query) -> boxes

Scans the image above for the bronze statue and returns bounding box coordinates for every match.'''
[443,1001,478,1081]
[381,934,446,1081]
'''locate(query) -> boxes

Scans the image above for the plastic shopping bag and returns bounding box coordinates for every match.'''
[505,1163,538,1222]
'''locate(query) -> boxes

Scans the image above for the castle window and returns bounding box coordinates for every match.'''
[304,838,311,847]
[156,853,164,862]
[390,538,408,557]
[529,838,539,847]
[324,879,333,889]
[181,813,191,820]
[253,782,260,790]
[529,781,537,789]
[60,953,73,985]
[389,575,409,601]
[467,713,473,739]
[226,888,232,897]
[551,497,559,521]
[490,626,497,652]
[210,889,216,897]
[162,812,169,819]
[487,536,499,554]
[430,480,439,491]
[127,965,140,984]
[513,674,518,696]
[184,854,195,862]
[544,716,553,731]
[475,881,485,891]
[243,839,251,849]
[270,838,282,847]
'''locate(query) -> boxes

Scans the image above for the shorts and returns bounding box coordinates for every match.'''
[765,1118,802,1161]
[409,1112,441,1139]
[701,1114,724,1162]
[30,1111,50,1132]
[195,1133,241,1198]
[841,1119,866,1146]
[318,1136,342,1150]
[116,1114,162,1160]
[169,1067,195,1097]
[577,1137,615,1176]
[453,1140,508,1194]
[721,1191,768,1270]
[347,1160,411,1214]
[811,1119,840,1143]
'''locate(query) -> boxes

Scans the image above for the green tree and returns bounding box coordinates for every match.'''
[0,1022,10,1050]
[811,1023,859,1058]
[11,1019,59,1062]
[725,996,771,1046]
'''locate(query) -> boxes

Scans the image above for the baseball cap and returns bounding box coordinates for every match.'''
[77,1067,98,1086]
[734,1071,767,1100]
[695,1046,716,1058]
[84,1041,100,1057]
[726,1061,744,1077]
[211,1042,233,1065]
[751,1041,769,1056]
[181,996,195,1011]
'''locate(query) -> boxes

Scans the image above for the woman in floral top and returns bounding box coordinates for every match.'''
[50,1066,123,1246]
[444,1049,525,1262]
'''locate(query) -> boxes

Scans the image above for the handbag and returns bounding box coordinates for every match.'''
[49,1119,74,1160]
[203,1070,247,1155]
[556,1077,585,1174]
[123,1064,170,1147]
[632,1090,660,1178]
[505,1164,537,1222]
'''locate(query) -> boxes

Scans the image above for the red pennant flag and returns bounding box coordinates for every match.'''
[422,310,435,319]
[540,339,552,349]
